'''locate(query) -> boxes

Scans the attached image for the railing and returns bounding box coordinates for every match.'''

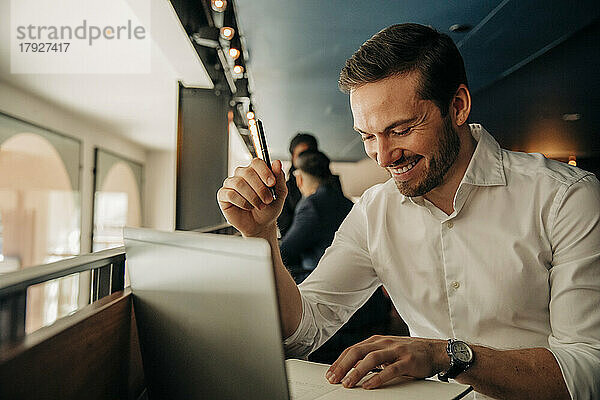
[0,224,238,348]
[0,223,239,344]
[0,247,126,347]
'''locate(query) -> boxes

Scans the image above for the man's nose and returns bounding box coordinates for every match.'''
[376,137,402,167]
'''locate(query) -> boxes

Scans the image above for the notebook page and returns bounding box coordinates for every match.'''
[286,359,472,400]
[286,359,337,400]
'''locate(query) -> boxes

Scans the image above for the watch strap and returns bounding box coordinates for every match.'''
[438,360,466,382]
[437,339,472,382]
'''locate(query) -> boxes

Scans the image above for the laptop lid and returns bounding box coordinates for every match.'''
[124,227,290,400]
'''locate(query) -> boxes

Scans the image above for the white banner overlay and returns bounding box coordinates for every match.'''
[11,0,151,74]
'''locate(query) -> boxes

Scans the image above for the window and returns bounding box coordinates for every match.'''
[92,149,143,251]
[0,112,82,332]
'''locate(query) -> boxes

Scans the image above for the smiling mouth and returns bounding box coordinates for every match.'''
[389,157,422,175]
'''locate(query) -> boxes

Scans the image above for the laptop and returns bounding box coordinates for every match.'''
[124,227,290,399]
[124,227,472,400]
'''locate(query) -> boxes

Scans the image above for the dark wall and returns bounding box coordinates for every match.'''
[575,157,600,179]
[176,86,229,231]
[470,18,600,158]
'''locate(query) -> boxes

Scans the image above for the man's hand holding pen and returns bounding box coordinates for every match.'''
[217,158,287,238]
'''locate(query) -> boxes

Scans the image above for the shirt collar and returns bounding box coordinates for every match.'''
[398,123,506,204]
[462,124,506,187]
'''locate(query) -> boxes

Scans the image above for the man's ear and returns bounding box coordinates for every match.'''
[451,84,471,127]
[295,173,303,190]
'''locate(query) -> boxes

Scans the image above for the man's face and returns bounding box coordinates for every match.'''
[291,142,310,168]
[350,73,460,197]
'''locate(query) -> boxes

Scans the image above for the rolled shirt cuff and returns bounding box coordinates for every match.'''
[548,335,600,399]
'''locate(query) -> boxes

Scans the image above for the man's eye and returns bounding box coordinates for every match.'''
[361,134,374,142]
[393,127,412,136]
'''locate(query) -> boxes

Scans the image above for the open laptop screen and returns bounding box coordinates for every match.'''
[124,227,290,400]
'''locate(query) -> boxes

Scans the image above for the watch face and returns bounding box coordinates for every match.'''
[451,341,473,363]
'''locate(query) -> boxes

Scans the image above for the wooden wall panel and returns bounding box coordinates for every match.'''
[0,290,144,400]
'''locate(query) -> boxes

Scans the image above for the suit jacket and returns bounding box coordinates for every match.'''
[278,170,344,236]
[280,183,353,273]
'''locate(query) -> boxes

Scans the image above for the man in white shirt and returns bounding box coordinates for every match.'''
[217,23,599,399]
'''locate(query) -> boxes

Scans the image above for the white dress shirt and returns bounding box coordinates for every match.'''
[284,124,600,399]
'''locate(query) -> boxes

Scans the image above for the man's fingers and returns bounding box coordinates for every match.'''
[326,343,383,384]
[250,158,277,192]
[362,358,414,390]
[236,165,275,205]
[326,348,351,381]
[327,335,386,383]
[222,176,264,209]
[327,346,358,382]
[340,349,397,388]
[217,187,253,211]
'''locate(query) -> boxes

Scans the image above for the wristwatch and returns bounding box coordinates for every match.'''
[438,339,474,382]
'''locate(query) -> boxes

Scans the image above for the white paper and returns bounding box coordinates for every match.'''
[286,359,472,400]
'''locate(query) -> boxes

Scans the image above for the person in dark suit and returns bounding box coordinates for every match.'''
[277,133,319,236]
[279,150,354,283]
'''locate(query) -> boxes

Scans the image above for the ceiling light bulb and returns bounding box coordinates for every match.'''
[220,27,235,40]
[562,113,581,122]
[229,48,240,59]
[248,118,256,126]
[233,65,244,74]
[247,111,255,120]
[211,0,227,12]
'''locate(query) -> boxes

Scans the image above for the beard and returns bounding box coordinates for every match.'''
[394,115,461,197]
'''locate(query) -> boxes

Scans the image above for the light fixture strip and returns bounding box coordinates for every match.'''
[216,46,237,94]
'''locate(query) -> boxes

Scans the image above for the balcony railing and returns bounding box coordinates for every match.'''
[0,222,239,347]
[0,247,126,346]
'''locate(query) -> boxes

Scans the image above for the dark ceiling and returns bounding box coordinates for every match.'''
[234,0,600,161]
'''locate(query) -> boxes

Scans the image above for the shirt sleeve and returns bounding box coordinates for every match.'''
[284,196,381,358]
[547,174,600,399]
[280,199,320,267]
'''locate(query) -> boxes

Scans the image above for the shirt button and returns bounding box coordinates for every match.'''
[447,221,454,229]
[451,281,460,289]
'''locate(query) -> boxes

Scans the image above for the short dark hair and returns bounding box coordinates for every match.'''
[339,23,468,116]
[289,132,318,155]
[296,150,331,183]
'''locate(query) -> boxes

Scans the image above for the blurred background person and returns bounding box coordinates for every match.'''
[278,133,319,236]
[279,150,353,283]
